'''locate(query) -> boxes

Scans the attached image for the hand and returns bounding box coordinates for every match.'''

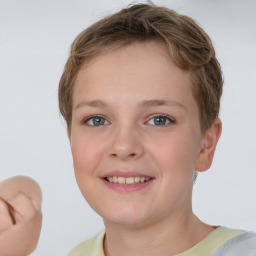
[0,176,42,256]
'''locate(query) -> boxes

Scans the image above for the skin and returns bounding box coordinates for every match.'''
[0,176,42,256]
[70,41,222,256]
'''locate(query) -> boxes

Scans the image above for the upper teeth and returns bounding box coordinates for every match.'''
[107,176,150,184]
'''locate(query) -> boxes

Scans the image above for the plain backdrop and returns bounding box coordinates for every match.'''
[0,0,255,255]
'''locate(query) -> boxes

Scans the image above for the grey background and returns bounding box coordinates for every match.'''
[0,0,255,255]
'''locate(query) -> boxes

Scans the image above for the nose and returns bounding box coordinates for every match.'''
[108,125,144,161]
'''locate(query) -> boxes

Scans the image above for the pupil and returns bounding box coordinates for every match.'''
[93,117,104,126]
[154,117,166,125]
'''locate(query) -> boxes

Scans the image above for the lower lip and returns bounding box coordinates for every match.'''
[101,178,154,192]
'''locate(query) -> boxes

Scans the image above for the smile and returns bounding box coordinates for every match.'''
[105,176,151,184]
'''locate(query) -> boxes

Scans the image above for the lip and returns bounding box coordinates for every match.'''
[100,170,155,193]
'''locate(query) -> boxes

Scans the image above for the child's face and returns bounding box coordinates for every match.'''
[70,41,206,227]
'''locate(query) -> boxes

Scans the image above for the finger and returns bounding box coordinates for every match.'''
[0,176,42,211]
[8,193,37,223]
[0,210,42,256]
[0,198,16,224]
[0,198,14,232]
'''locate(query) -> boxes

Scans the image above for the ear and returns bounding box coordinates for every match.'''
[195,118,222,172]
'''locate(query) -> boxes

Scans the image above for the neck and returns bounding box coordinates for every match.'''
[103,212,214,256]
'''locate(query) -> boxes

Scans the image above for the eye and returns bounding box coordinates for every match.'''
[84,116,110,126]
[147,115,175,126]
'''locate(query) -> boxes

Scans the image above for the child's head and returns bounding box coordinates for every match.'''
[58,3,222,226]
[59,3,223,135]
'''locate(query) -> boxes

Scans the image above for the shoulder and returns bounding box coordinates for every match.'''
[68,230,105,256]
[210,230,256,256]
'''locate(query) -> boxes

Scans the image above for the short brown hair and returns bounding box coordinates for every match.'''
[59,3,223,134]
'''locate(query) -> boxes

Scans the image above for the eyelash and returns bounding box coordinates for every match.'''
[82,114,175,127]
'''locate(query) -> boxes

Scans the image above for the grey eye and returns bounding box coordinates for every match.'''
[153,116,168,125]
[147,115,174,126]
[86,116,109,126]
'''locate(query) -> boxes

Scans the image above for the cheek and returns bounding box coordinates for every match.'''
[149,131,201,173]
[70,134,100,202]
[70,130,107,177]
[71,134,95,175]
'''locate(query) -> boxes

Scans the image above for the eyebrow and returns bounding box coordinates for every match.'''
[75,100,108,109]
[137,99,186,109]
[75,99,186,110]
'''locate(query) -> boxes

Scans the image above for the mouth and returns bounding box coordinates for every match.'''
[101,170,155,192]
[104,176,152,184]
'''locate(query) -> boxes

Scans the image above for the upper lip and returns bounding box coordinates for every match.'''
[102,170,154,178]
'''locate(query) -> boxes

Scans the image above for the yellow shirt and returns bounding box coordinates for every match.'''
[68,227,244,256]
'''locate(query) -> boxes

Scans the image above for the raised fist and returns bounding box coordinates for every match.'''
[0,176,42,256]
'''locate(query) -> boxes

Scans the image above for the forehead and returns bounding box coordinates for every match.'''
[73,41,195,109]
[79,41,183,77]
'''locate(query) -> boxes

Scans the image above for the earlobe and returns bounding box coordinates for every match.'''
[195,118,222,172]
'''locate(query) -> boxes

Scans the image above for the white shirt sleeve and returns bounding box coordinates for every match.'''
[210,231,256,256]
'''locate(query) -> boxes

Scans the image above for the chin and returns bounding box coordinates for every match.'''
[102,210,152,228]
